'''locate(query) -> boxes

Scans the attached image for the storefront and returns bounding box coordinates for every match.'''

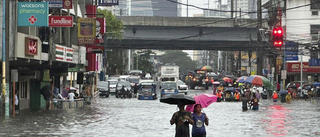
[286,62,320,83]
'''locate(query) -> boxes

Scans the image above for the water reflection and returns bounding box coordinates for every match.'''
[264,105,291,136]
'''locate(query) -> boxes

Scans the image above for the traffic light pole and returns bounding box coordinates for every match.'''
[256,0,263,75]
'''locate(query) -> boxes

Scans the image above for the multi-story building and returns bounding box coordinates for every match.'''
[114,0,180,17]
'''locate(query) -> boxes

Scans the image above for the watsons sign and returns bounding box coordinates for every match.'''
[49,16,73,27]
[18,2,49,26]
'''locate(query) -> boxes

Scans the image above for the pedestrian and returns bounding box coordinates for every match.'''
[277,83,280,92]
[192,104,208,137]
[14,90,19,113]
[170,102,194,137]
[286,93,292,103]
[241,94,249,111]
[67,90,75,102]
[256,90,261,101]
[234,91,240,101]
[217,91,222,102]
[251,93,259,110]
[272,91,278,102]
[133,83,138,96]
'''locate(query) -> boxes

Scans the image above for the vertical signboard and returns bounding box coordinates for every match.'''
[95,18,106,43]
[18,2,49,26]
[25,37,38,56]
[285,41,298,61]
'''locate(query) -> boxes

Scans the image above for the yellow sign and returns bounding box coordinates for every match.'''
[78,18,96,38]
[43,69,50,81]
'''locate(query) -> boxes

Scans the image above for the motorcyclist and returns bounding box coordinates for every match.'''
[120,85,126,98]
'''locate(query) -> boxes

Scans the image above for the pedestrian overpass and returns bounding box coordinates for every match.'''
[107,16,266,51]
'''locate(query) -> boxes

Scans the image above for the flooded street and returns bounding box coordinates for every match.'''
[1,89,320,137]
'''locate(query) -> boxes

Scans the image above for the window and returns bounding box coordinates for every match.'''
[310,25,320,40]
[311,0,320,10]
[19,81,28,99]
[312,11,319,15]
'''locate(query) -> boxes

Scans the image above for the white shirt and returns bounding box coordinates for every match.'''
[68,93,75,101]
[15,95,19,105]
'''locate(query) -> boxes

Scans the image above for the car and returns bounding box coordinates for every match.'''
[97,81,110,97]
[160,81,179,97]
[108,79,118,94]
[178,80,188,90]
[119,75,130,81]
[109,75,120,81]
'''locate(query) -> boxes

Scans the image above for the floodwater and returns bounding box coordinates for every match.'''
[1,90,320,137]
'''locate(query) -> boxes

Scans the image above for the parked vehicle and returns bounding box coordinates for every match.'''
[119,75,130,81]
[97,81,110,98]
[178,80,188,90]
[108,79,118,94]
[144,73,152,79]
[138,82,157,100]
[116,81,133,98]
[160,82,179,97]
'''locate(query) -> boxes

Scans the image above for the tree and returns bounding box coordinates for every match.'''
[97,9,125,75]
[134,50,155,74]
[97,9,124,40]
[160,50,197,75]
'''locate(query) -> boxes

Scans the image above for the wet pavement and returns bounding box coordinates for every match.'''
[1,89,320,137]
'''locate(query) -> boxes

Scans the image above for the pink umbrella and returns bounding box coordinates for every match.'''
[186,94,218,112]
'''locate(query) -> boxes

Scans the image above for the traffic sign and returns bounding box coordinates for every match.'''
[281,70,287,80]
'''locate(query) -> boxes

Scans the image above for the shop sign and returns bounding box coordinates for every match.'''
[25,37,38,56]
[55,45,73,62]
[48,0,63,8]
[287,62,320,73]
[78,18,96,38]
[99,0,119,6]
[63,0,72,9]
[86,46,104,53]
[49,16,73,27]
[17,2,49,26]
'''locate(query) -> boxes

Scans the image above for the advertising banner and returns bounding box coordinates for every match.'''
[56,45,74,63]
[95,18,106,43]
[48,0,63,8]
[18,2,49,26]
[49,16,73,27]
[78,18,96,38]
[63,0,73,9]
[286,62,320,73]
[99,0,119,6]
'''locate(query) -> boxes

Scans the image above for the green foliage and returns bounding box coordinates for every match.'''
[160,50,197,75]
[98,9,125,75]
[135,50,155,74]
[97,9,124,40]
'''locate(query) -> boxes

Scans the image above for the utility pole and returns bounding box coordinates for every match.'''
[256,0,263,75]
[2,0,10,117]
[231,0,233,18]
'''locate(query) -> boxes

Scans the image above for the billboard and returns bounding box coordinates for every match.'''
[78,18,96,38]
[18,2,49,26]
[48,0,63,8]
[285,41,298,61]
[95,18,106,43]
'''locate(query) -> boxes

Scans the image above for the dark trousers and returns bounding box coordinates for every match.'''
[192,134,206,137]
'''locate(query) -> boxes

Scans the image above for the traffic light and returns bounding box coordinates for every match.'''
[273,27,284,47]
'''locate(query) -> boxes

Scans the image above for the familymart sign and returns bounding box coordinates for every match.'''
[18,2,49,26]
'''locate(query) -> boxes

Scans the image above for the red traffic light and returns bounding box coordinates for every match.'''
[273,39,283,47]
[273,27,283,37]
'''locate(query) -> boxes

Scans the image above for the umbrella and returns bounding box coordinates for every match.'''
[160,93,195,105]
[66,87,78,90]
[212,81,220,85]
[201,66,213,72]
[279,90,287,95]
[245,75,271,88]
[186,94,217,112]
[313,82,320,87]
[40,85,52,101]
[223,77,232,83]
[236,76,248,83]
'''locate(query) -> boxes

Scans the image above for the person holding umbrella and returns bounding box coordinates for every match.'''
[192,104,208,137]
[170,102,194,137]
